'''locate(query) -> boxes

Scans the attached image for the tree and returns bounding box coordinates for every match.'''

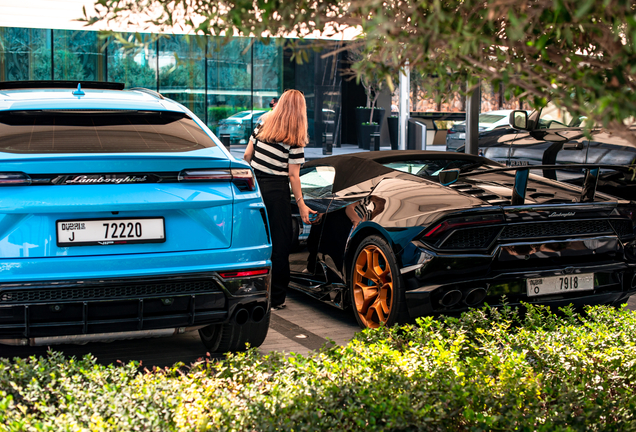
[346,44,386,124]
[84,0,636,145]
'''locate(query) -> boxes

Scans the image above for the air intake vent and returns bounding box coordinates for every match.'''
[478,194,501,201]
[0,280,221,304]
[440,226,500,249]
[610,220,634,238]
[500,220,613,240]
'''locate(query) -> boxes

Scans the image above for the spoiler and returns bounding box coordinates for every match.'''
[439,164,635,205]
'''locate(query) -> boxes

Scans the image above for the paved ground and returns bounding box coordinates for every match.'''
[1,292,634,368]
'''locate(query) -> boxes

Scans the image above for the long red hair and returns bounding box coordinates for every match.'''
[257,90,308,147]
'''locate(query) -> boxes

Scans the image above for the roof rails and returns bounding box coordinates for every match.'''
[129,87,165,100]
[0,81,125,90]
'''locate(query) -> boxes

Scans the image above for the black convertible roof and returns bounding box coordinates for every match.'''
[303,150,492,193]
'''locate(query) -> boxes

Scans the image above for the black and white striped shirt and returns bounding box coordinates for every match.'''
[249,125,305,176]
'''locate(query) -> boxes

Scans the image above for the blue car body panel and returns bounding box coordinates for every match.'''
[0,247,271,283]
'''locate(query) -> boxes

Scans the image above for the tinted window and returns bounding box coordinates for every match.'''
[384,159,487,178]
[0,111,216,153]
[299,166,336,198]
[537,103,592,129]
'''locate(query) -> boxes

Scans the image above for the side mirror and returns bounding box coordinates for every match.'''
[439,169,460,186]
[509,110,529,130]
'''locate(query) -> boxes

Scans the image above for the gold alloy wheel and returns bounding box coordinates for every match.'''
[353,244,394,328]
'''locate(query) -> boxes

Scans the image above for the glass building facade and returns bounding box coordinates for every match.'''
[0,27,346,147]
[1,26,517,149]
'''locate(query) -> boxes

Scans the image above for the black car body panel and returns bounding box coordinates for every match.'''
[457,106,636,200]
[289,151,636,326]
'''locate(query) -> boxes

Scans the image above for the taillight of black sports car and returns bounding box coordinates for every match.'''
[421,214,504,250]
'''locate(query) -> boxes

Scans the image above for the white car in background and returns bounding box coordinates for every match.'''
[217,110,268,144]
[446,110,519,151]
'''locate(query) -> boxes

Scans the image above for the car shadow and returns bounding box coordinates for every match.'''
[0,331,222,369]
[0,290,361,369]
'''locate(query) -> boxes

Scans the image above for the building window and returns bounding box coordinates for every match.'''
[0,27,51,81]
[107,33,157,89]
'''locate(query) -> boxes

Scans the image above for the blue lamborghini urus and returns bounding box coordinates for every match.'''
[0,81,271,352]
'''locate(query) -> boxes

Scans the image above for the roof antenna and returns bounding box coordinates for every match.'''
[72,83,85,96]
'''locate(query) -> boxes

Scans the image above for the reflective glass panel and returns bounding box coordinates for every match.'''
[253,39,282,110]
[107,33,157,89]
[207,37,254,143]
[53,29,105,81]
[159,35,206,121]
[0,27,51,80]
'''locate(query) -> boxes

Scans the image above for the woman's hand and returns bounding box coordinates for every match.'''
[288,163,318,224]
[298,201,318,225]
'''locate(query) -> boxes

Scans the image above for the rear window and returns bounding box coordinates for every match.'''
[383,159,488,178]
[0,110,216,153]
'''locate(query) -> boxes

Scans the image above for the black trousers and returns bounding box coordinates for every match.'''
[256,172,292,306]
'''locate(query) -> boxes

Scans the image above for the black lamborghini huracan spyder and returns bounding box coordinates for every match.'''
[289,151,636,329]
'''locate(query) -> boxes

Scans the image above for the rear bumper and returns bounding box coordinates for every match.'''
[404,264,636,317]
[0,247,272,340]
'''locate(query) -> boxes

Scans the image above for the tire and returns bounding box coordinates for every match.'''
[198,310,270,353]
[349,235,409,329]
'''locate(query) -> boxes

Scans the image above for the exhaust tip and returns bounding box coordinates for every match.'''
[251,305,266,323]
[464,287,487,306]
[234,308,250,326]
[440,289,463,307]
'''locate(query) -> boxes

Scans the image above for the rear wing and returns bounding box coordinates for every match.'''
[440,164,636,205]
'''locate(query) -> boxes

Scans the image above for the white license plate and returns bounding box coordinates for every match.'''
[57,218,165,246]
[527,274,594,297]
[458,133,466,139]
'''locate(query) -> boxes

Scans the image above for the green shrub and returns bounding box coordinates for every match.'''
[2,304,636,431]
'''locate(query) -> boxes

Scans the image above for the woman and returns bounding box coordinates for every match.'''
[243,89,317,310]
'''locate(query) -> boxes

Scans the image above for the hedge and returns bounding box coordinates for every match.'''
[2,303,636,431]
